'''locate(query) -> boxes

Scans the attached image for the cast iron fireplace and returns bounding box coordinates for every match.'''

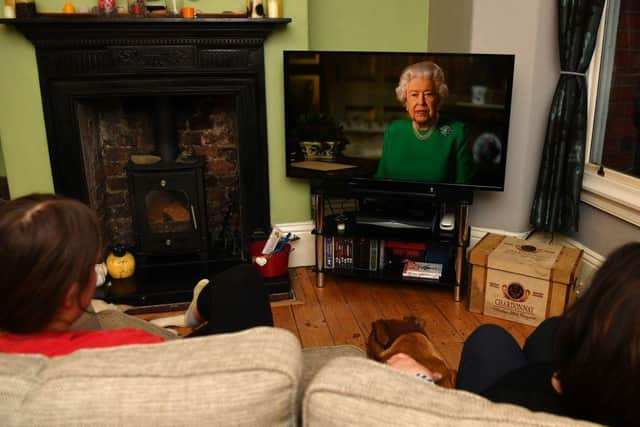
[8,16,290,305]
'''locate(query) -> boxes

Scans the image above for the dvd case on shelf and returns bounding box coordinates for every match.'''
[402,260,443,279]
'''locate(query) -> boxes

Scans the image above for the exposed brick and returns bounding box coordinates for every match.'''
[208,159,236,174]
[105,191,127,207]
[104,146,133,163]
[180,131,204,147]
[103,163,127,177]
[107,177,128,192]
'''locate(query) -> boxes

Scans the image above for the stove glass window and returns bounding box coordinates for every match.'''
[145,189,194,234]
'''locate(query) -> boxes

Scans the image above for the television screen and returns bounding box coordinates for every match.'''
[284,51,515,192]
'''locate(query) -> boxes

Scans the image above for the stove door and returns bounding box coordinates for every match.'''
[129,168,207,255]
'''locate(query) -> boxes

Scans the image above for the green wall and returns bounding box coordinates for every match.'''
[0,0,429,224]
[308,0,428,52]
[0,25,53,196]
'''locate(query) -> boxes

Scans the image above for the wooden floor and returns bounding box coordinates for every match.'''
[273,267,535,370]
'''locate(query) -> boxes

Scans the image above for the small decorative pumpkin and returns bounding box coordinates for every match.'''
[106,245,136,279]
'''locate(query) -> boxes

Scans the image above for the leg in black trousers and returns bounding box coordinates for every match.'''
[456,317,562,394]
[456,324,526,394]
[522,316,561,363]
[187,264,274,337]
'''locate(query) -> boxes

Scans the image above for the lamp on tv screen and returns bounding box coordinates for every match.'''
[284,51,515,193]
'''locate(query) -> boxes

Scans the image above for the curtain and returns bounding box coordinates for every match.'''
[530,0,605,233]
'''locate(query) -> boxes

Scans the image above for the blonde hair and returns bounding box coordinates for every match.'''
[395,61,449,108]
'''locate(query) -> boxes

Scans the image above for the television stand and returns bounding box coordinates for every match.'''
[311,182,471,302]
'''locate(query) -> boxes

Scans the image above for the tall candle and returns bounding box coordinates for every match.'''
[4,0,15,18]
[267,0,282,18]
[4,5,16,18]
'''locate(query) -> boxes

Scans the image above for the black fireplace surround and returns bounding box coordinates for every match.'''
[5,16,290,304]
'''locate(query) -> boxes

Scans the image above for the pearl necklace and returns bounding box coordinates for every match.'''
[412,118,438,141]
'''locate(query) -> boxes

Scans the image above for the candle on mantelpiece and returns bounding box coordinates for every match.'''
[4,6,15,18]
[267,0,282,18]
[4,0,15,18]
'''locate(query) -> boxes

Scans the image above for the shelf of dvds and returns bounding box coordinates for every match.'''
[311,179,471,301]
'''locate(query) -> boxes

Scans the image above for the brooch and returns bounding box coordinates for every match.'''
[439,125,452,137]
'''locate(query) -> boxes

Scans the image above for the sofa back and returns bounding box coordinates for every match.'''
[303,357,602,427]
[0,327,302,427]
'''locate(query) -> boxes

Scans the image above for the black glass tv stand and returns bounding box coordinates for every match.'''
[311,180,471,302]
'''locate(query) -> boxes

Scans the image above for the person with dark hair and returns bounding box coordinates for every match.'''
[388,242,640,426]
[375,61,475,183]
[0,193,273,357]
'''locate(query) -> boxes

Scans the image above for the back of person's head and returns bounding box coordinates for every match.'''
[0,194,102,334]
[395,61,449,106]
[554,242,640,426]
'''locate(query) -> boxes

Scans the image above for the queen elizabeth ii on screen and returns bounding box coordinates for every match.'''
[375,61,475,183]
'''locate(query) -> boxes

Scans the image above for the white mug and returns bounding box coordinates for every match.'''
[165,0,183,16]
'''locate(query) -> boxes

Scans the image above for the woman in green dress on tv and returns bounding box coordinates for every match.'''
[376,61,475,183]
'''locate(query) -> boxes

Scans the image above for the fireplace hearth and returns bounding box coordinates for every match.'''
[7,17,290,304]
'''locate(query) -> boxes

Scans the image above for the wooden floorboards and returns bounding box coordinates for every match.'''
[273,267,535,370]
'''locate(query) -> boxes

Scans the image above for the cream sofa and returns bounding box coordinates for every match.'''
[0,313,600,426]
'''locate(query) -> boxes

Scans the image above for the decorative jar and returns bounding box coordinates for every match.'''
[299,141,342,161]
[106,245,136,279]
[128,0,146,16]
[97,0,116,15]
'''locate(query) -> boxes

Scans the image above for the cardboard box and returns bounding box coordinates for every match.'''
[468,233,582,326]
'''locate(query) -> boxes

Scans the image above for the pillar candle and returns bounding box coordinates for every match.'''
[267,0,282,18]
[4,5,16,18]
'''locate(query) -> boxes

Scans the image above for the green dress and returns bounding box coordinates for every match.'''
[375,118,475,183]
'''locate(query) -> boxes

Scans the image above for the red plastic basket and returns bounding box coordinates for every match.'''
[249,240,292,278]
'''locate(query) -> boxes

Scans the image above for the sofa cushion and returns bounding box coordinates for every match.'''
[303,357,602,427]
[0,326,302,427]
[301,345,365,393]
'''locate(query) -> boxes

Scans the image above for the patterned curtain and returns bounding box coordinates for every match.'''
[530,0,605,233]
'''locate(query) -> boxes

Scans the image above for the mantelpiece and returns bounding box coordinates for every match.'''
[0,16,290,42]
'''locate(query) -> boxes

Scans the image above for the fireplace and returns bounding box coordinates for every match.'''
[8,16,290,305]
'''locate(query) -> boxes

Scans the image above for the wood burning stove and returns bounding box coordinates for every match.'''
[127,96,209,258]
[128,159,208,256]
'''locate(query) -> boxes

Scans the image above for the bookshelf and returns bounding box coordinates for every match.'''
[311,181,471,301]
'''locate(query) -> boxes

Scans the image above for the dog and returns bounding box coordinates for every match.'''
[366,316,457,388]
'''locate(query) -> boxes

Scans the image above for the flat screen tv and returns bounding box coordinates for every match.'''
[283,51,515,199]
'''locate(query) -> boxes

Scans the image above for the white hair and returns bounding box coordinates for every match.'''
[395,61,449,108]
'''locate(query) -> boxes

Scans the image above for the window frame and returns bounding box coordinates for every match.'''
[582,0,640,227]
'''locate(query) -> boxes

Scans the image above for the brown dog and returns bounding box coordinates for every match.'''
[366,317,457,388]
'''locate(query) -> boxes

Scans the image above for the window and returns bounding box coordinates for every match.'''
[583,0,640,226]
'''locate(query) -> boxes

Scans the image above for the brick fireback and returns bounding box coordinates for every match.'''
[78,95,240,249]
